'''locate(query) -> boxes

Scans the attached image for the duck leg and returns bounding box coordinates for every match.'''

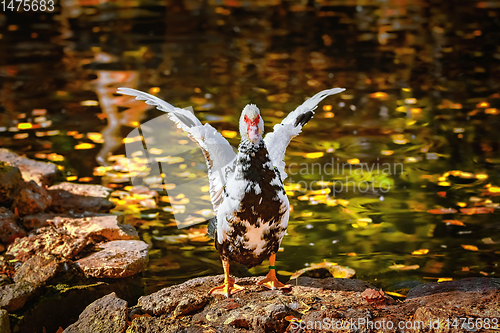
[209,258,245,297]
[258,253,291,290]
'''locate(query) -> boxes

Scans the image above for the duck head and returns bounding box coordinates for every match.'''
[239,104,264,144]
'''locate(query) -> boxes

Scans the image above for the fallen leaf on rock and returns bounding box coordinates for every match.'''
[290,261,355,280]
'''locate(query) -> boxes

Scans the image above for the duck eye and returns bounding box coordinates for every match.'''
[255,115,260,122]
[244,115,248,121]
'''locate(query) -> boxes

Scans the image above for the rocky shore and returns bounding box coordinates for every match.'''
[0,149,149,333]
[63,275,500,333]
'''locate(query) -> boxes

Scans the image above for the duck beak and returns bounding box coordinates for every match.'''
[248,125,260,141]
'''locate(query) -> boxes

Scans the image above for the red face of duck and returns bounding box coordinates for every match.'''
[244,114,261,141]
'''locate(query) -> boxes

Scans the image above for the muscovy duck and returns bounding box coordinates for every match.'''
[118,86,345,296]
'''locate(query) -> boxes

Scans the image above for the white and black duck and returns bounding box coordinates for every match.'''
[118,86,345,296]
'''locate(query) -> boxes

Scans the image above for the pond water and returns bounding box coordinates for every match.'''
[1,0,499,295]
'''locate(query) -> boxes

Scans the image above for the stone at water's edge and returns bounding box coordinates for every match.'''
[48,182,113,199]
[0,282,38,312]
[63,293,128,333]
[0,149,58,187]
[64,276,500,333]
[10,276,144,333]
[48,189,115,213]
[56,215,138,241]
[0,208,25,244]
[76,240,149,279]
[0,163,24,204]
[12,180,52,217]
[0,309,10,333]
[13,253,65,286]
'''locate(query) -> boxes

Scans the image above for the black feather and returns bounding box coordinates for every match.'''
[207,216,217,239]
[294,110,314,127]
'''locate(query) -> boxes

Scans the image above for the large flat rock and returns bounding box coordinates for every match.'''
[54,215,138,241]
[0,149,58,187]
[6,227,89,262]
[49,182,113,199]
[127,276,500,333]
[76,240,149,279]
[48,188,115,213]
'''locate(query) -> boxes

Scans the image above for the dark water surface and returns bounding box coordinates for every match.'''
[1,0,499,295]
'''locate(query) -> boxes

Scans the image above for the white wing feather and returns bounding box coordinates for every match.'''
[117,88,236,212]
[264,88,345,180]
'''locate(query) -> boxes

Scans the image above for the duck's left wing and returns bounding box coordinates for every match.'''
[264,88,345,181]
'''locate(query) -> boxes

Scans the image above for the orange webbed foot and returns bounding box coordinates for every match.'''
[257,271,292,290]
[209,278,245,297]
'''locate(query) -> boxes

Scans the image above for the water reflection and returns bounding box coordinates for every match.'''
[0,0,499,294]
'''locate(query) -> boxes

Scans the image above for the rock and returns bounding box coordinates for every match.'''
[0,207,25,244]
[0,282,37,312]
[48,188,115,213]
[137,276,211,317]
[6,226,89,262]
[76,240,149,279]
[21,213,60,230]
[63,293,128,333]
[407,277,500,298]
[13,253,64,286]
[12,276,143,333]
[0,309,11,333]
[49,182,113,199]
[12,180,52,217]
[0,163,24,204]
[0,149,58,187]
[54,215,138,241]
[0,275,10,287]
[123,276,500,333]
[293,276,376,291]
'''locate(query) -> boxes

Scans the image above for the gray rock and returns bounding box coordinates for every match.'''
[12,180,52,217]
[63,293,128,333]
[291,276,376,292]
[0,207,25,244]
[0,282,37,312]
[0,149,58,187]
[0,163,23,204]
[407,277,500,299]
[76,240,149,278]
[0,309,10,333]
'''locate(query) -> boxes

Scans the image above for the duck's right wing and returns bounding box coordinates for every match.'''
[118,88,237,212]
[264,88,345,181]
